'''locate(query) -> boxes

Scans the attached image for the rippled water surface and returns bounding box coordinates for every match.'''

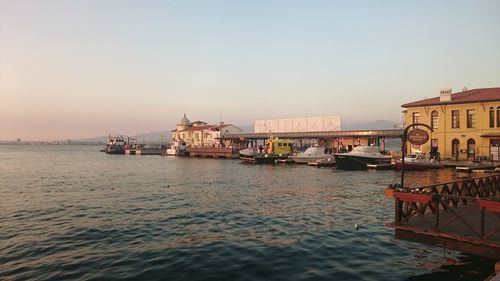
[0,145,494,280]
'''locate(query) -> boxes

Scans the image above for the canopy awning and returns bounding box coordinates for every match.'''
[480,133,500,138]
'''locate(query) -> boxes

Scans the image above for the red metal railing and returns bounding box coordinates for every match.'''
[386,174,500,241]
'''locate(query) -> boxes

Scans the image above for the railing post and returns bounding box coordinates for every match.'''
[481,206,485,239]
[433,194,440,231]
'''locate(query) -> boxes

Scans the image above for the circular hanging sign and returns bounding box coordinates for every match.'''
[407,128,429,145]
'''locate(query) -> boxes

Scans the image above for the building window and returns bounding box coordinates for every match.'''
[451,110,460,128]
[490,107,495,128]
[467,139,475,159]
[497,107,500,127]
[412,112,420,125]
[452,139,460,159]
[431,110,439,129]
[466,109,475,128]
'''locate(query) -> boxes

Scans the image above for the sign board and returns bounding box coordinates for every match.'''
[408,129,429,145]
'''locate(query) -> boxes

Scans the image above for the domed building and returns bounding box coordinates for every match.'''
[171,113,242,148]
[176,114,191,131]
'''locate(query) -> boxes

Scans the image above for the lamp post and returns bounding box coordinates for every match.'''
[401,123,433,189]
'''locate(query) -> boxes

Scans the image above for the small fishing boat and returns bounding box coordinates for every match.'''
[394,153,443,171]
[334,145,392,170]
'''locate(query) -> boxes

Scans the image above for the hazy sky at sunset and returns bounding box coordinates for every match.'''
[1,0,499,141]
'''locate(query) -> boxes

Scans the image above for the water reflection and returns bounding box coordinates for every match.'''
[0,145,495,281]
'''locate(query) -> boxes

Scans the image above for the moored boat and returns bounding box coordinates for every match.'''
[394,153,443,171]
[308,155,336,167]
[291,146,330,164]
[103,135,127,154]
[126,144,162,155]
[334,145,392,170]
[240,137,294,164]
[163,140,190,156]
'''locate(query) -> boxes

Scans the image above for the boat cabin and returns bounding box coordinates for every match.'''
[265,138,293,156]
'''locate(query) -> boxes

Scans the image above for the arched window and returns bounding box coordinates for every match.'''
[467,139,475,159]
[490,107,495,128]
[452,139,460,160]
[497,107,500,127]
[431,110,439,129]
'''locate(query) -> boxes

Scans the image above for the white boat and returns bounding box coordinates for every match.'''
[394,153,444,170]
[239,147,259,158]
[308,155,336,167]
[334,145,392,170]
[165,140,189,156]
[291,146,330,164]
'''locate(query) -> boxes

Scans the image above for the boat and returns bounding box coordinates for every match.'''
[239,147,259,158]
[240,137,294,164]
[125,143,162,155]
[103,135,128,154]
[291,146,331,164]
[334,145,392,170]
[308,155,336,167]
[394,153,444,171]
[163,140,189,156]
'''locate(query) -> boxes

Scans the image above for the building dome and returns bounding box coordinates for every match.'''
[177,114,191,126]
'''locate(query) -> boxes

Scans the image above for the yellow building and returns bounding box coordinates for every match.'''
[402,87,500,161]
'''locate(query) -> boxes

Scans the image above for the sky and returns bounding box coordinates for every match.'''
[1,0,499,141]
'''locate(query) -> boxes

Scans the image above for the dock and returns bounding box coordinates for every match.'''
[276,158,295,164]
[366,163,395,170]
[384,174,500,260]
[188,147,239,158]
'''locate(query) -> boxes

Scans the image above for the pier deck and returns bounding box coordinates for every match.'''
[188,147,239,158]
[220,129,403,141]
[385,174,500,260]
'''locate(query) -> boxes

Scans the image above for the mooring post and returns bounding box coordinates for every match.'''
[395,199,402,225]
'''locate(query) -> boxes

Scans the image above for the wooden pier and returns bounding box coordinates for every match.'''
[219,129,403,152]
[384,174,500,260]
[188,147,239,159]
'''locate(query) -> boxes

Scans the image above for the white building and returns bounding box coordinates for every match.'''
[254,115,341,133]
[171,114,243,147]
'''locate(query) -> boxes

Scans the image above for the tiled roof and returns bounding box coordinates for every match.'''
[176,124,231,132]
[177,125,213,132]
[402,87,500,108]
[172,124,234,133]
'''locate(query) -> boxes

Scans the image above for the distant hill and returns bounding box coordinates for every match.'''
[238,125,254,133]
[77,131,172,144]
[77,120,400,143]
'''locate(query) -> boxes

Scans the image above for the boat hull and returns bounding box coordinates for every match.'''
[292,156,331,164]
[334,155,391,170]
[308,156,336,167]
[394,160,444,171]
[104,147,125,154]
[240,155,289,164]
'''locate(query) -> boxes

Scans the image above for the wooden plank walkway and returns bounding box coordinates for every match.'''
[385,174,500,260]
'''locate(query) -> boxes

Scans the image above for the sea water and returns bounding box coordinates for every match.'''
[0,144,494,281]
